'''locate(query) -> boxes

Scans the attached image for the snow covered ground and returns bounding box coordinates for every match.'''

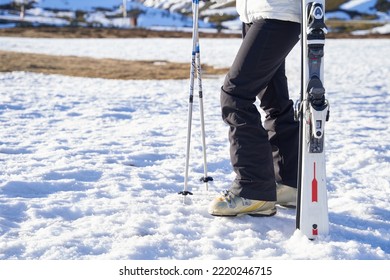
[0,37,389,260]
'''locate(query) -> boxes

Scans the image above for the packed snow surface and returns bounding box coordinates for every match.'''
[0,37,389,260]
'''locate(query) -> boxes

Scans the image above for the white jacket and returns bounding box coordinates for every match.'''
[236,0,301,23]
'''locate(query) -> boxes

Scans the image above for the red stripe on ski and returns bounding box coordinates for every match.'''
[312,224,318,236]
[312,162,318,202]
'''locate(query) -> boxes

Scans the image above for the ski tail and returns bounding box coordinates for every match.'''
[296,0,330,239]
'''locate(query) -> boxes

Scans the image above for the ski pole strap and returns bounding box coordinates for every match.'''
[200,176,213,183]
[178,191,193,196]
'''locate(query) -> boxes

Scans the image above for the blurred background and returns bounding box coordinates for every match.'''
[0,0,389,37]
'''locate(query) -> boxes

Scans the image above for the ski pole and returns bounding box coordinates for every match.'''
[194,10,213,191]
[179,0,213,201]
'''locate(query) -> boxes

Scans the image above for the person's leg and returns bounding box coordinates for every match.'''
[258,62,299,189]
[221,19,300,201]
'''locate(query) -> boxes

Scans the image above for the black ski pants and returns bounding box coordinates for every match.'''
[221,19,300,201]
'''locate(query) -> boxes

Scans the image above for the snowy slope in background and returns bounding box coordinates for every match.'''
[36,0,121,10]
[327,1,389,22]
[0,0,389,32]
[0,37,389,260]
[0,0,214,29]
[341,0,379,13]
[140,0,390,21]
